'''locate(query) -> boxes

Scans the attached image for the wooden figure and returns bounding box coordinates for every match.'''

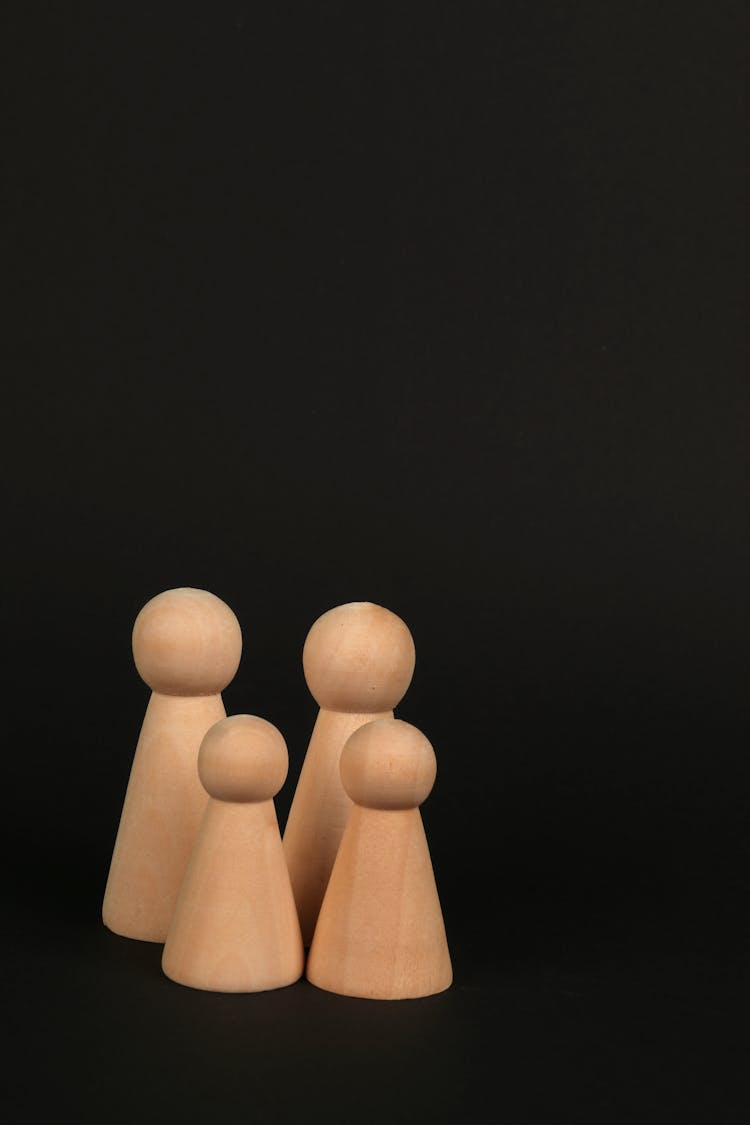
[306,718,452,1000]
[283,602,416,944]
[102,587,242,942]
[162,715,304,993]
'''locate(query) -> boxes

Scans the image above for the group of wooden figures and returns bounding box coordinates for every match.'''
[102,589,452,1000]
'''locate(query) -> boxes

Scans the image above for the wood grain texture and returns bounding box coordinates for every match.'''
[306,719,452,1000]
[102,588,241,942]
[283,602,416,944]
[282,707,391,943]
[162,715,304,993]
[103,691,226,942]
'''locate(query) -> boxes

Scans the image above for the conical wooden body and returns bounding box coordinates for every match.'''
[162,798,304,992]
[306,806,453,999]
[283,707,391,944]
[103,692,225,942]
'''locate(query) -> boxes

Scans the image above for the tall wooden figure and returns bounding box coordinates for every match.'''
[162,715,304,992]
[283,602,416,944]
[103,587,242,942]
[306,718,452,1000]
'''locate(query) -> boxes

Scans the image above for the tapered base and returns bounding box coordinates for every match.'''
[306,806,452,1000]
[162,799,305,993]
[103,692,225,942]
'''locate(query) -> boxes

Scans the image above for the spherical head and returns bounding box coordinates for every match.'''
[198,715,288,803]
[132,588,242,696]
[302,602,415,713]
[340,718,437,810]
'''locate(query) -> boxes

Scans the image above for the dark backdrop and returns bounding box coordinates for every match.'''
[4,4,749,1121]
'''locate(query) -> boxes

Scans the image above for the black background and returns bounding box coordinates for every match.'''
[4,3,749,1121]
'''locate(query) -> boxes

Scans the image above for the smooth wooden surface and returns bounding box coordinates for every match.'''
[301,601,416,714]
[103,692,225,941]
[282,708,391,943]
[162,716,304,992]
[283,602,416,944]
[306,719,452,1000]
[102,588,242,942]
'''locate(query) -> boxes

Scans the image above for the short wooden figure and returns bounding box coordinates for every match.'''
[162,715,304,992]
[103,587,242,942]
[283,602,416,944]
[306,718,452,1000]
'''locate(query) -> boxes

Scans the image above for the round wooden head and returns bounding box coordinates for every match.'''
[198,715,289,803]
[132,587,242,696]
[340,718,437,810]
[302,602,415,713]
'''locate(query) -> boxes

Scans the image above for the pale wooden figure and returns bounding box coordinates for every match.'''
[102,588,242,942]
[283,602,416,944]
[306,718,452,1000]
[162,715,304,992]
